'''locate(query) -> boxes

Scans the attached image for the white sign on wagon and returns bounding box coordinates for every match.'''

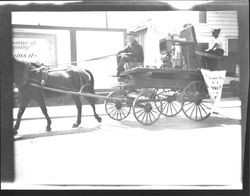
[201,69,226,112]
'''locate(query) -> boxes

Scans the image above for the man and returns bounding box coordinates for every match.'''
[201,28,224,70]
[116,31,144,76]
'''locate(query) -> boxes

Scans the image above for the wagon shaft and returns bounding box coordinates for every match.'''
[29,83,129,102]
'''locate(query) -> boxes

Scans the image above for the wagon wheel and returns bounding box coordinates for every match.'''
[182,81,212,121]
[105,91,132,121]
[155,89,182,117]
[133,90,162,125]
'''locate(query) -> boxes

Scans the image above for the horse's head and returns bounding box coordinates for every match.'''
[13,58,33,88]
[13,58,24,82]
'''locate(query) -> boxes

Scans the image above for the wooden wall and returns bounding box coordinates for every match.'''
[196,11,239,56]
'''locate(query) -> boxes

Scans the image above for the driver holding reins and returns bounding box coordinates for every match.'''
[116,31,144,76]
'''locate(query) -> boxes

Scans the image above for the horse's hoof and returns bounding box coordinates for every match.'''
[46,127,51,132]
[72,123,79,128]
[97,117,102,123]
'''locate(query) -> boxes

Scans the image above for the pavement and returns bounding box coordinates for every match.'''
[12,97,241,122]
[3,97,243,190]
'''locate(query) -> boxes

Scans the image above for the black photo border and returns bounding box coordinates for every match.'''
[0,0,249,196]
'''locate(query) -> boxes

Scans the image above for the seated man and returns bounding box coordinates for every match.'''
[201,28,224,71]
[116,31,144,76]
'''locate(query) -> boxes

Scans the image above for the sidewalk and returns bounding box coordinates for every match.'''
[13,97,241,121]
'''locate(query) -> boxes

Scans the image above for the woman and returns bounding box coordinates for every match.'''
[201,28,224,70]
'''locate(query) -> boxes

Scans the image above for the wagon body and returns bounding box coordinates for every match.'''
[105,66,212,125]
[120,67,204,89]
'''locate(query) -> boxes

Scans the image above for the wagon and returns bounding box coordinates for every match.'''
[26,25,220,127]
[104,66,212,125]
[104,24,226,125]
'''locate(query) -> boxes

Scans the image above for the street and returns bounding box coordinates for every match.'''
[5,98,242,189]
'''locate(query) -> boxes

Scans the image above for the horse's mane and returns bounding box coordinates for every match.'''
[14,58,46,71]
[30,62,42,68]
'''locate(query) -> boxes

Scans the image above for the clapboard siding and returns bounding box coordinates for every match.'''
[207,11,238,36]
[196,11,238,55]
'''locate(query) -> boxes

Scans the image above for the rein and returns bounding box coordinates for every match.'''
[48,53,118,67]
[30,65,71,73]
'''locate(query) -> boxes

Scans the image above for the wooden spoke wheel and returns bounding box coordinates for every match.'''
[105,91,132,121]
[155,89,182,117]
[133,90,162,125]
[182,81,212,121]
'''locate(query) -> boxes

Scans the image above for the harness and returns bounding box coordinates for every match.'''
[20,63,32,87]
[40,67,48,86]
[20,63,91,94]
[78,69,91,93]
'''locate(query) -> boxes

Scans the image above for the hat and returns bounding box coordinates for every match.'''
[183,23,192,28]
[212,28,221,33]
[126,31,137,37]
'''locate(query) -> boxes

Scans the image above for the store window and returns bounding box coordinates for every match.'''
[13,27,71,67]
[76,30,125,89]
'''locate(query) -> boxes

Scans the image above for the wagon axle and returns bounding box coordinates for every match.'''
[115,101,122,110]
[166,95,176,103]
[144,103,153,112]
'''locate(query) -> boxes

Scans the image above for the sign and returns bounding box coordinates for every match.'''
[201,69,226,111]
[13,33,57,66]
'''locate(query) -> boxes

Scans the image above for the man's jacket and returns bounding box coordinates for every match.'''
[118,40,144,63]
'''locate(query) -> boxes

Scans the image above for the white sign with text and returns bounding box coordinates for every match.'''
[201,69,226,111]
[13,37,56,66]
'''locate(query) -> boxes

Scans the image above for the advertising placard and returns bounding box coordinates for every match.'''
[13,33,57,66]
[201,69,226,111]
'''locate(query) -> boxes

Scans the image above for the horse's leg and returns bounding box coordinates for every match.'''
[36,95,52,132]
[72,95,82,128]
[13,96,30,135]
[86,97,102,123]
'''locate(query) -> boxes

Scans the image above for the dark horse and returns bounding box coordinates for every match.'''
[13,58,102,135]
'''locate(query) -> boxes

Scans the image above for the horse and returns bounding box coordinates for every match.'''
[13,58,102,135]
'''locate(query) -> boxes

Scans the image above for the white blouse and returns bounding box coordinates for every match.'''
[209,37,224,50]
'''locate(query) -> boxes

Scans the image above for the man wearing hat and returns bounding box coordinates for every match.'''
[116,31,144,76]
[201,28,224,70]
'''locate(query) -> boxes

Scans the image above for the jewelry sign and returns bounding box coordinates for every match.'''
[201,69,226,111]
[13,32,57,66]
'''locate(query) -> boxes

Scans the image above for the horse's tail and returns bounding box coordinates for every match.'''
[85,69,94,90]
